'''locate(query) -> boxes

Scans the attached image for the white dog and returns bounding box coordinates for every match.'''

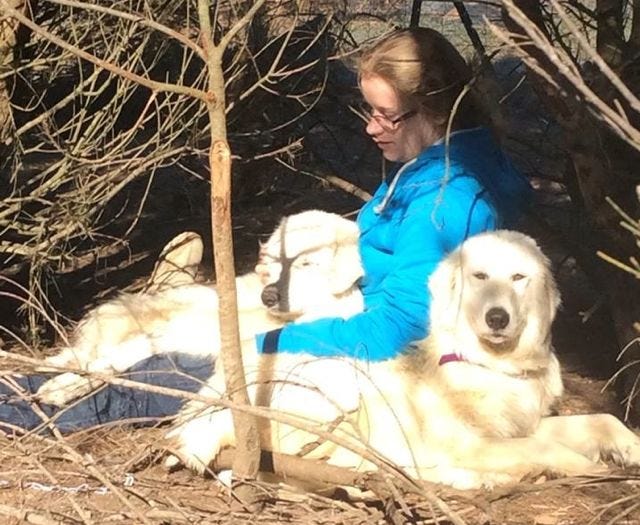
[35,210,364,406]
[165,230,640,489]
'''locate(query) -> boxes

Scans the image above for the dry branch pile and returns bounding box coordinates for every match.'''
[0,0,386,341]
[0,411,639,524]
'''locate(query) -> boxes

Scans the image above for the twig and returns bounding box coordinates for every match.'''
[0,0,208,101]
[0,349,467,525]
[496,0,640,151]
[597,251,640,279]
[273,158,373,202]
[548,0,640,117]
[0,504,63,525]
[218,0,268,51]
[44,0,206,60]
[589,493,640,525]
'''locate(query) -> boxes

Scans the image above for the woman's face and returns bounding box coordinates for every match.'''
[360,74,442,163]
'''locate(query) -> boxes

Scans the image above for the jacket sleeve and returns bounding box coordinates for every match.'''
[255,179,498,361]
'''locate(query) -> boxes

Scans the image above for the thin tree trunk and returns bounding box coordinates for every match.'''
[209,139,261,502]
[410,0,422,27]
[197,0,261,507]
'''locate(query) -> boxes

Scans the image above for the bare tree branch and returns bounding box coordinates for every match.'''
[43,0,206,60]
[494,0,640,152]
[218,0,268,51]
[0,0,208,101]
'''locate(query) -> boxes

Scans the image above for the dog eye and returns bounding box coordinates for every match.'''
[472,272,488,280]
[511,273,526,282]
[297,258,313,267]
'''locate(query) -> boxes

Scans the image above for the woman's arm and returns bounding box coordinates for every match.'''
[256,179,498,360]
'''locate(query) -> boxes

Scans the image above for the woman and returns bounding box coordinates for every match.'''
[256,28,531,360]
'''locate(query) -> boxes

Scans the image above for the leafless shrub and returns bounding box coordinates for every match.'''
[0,0,383,341]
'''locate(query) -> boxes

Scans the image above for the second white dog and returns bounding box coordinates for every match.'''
[36,210,364,406]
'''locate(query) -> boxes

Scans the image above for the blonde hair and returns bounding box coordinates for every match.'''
[359,28,485,131]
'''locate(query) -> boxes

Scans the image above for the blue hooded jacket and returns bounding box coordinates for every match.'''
[256,127,531,361]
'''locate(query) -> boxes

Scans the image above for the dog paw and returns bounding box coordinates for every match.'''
[557,456,609,478]
[164,410,232,475]
[434,468,516,490]
[36,373,94,406]
[611,432,640,468]
[588,414,640,468]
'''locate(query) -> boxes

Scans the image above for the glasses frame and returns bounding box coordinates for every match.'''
[359,105,418,132]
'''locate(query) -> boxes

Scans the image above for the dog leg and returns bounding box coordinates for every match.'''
[38,348,83,371]
[407,464,515,490]
[164,370,233,474]
[35,371,102,406]
[441,436,608,488]
[534,414,640,467]
[36,334,156,406]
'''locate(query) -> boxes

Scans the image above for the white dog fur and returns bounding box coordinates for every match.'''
[35,210,364,406]
[165,230,640,489]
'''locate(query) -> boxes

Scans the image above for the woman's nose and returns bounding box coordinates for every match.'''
[365,116,383,136]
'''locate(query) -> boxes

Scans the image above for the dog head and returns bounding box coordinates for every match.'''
[429,230,560,361]
[254,210,363,319]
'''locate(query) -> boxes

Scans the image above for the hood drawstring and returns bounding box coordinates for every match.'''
[372,128,484,216]
[373,157,418,215]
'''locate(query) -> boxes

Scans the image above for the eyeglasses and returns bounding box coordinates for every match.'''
[354,104,418,132]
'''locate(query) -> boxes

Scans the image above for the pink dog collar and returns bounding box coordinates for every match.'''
[438,353,466,366]
[438,352,544,379]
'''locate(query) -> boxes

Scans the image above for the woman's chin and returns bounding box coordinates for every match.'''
[378,145,413,163]
[379,146,399,162]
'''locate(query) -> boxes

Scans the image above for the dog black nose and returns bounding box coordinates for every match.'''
[485,307,510,330]
[261,284,280,308]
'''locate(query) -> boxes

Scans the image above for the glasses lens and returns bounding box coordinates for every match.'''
[376,116,396,132]
[356,104,413,132]
[361,105,393,131]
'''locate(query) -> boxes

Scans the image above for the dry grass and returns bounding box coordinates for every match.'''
[1,369,639,525]
[0,426,471,524]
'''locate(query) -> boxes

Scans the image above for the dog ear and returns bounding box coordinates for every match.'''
[542,260,561,324]
[520,232,561,322]
[145,231,203,292]
[428,250,464,327]
[330,242,364,295]
[523,234,561,326]
[428,251,460,301]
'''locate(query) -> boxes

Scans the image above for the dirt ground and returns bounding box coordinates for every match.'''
[0,373,638,525]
